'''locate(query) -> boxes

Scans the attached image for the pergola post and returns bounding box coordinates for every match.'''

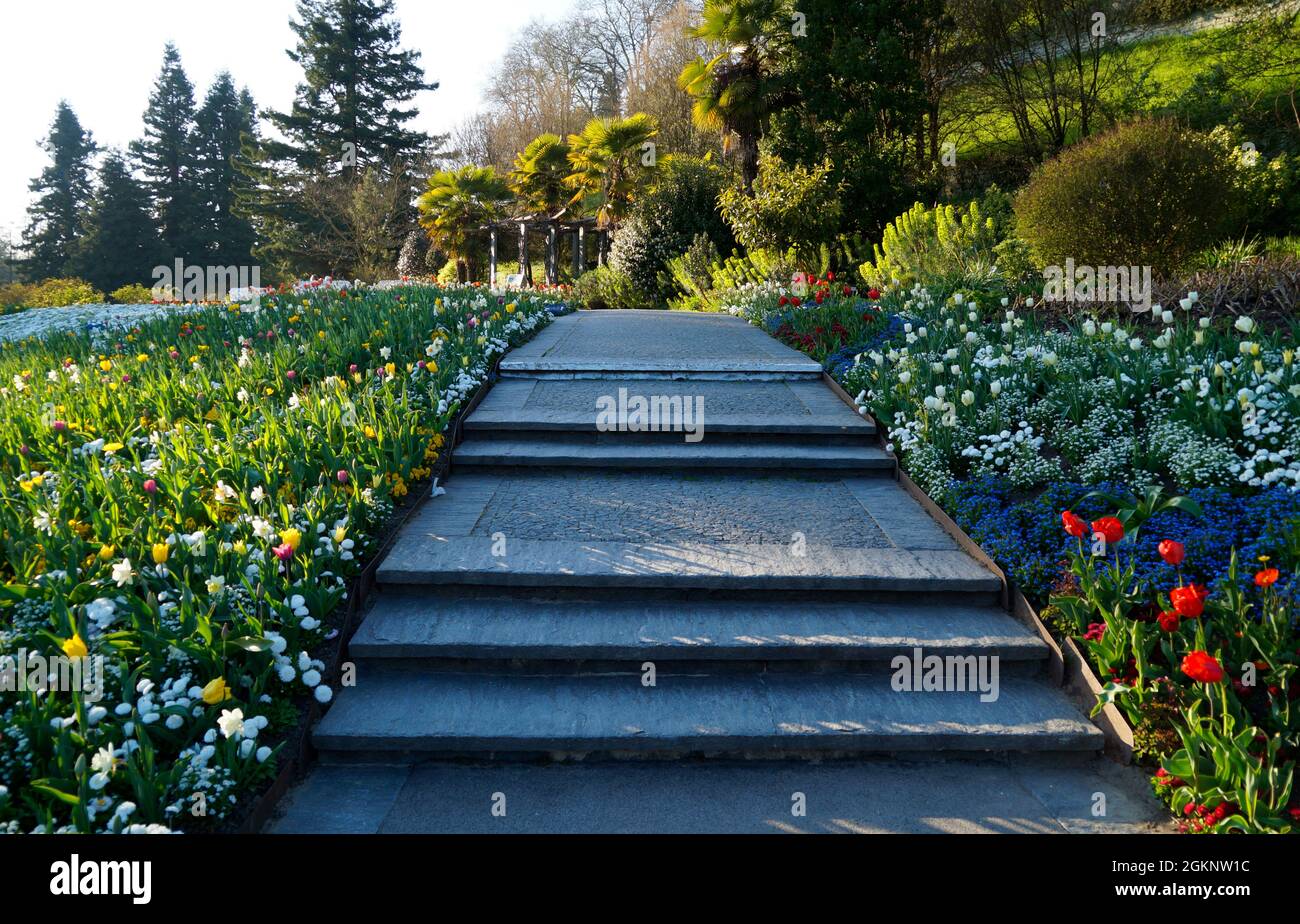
[517,222,530,285]
[572,226,583,278]
[546,224,558,285]
[489,227,497,287]
[597,229,608,267]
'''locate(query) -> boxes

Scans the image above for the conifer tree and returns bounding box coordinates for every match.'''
[70,151,162,293]
[22,102,96,279]
[194,73,258,265]
[131,42,203,261]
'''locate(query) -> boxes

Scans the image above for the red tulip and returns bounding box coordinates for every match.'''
[867,288,880,300]
[142,479,158,495]
[337,470,349,484]
[1157,611,1180,632]
[1061,510,1087,538]
[1091,516,1124,544]
[778,296,788,306]
[1180,650,1225,684]
[790,297,802,307]
[1170,583,1208,618]
[1158,539,1184,566]
[1255,568,1279,587]
[273,543,295,562]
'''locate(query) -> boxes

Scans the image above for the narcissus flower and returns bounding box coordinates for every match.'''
[62,634,88,659]
[1091,516,1124,544]
[202,677,232,705]
[1061,510,1087,537]
[1157,539,1184,566]
[1181,651,1225,684]
[1170,583,1208,618]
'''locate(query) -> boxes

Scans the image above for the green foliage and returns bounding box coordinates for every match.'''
[570,265,659,310]
[565,113,659,228]
[610,155,734,299]
[510,134,572,216]
[665,234,721,309]
[110,283,156,304]
[859,191,1012,289]
[1014,119,1246,275]
[718,153,841,269]
[417,166,513,282]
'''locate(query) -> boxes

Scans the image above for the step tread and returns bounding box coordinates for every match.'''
[351,594,1046,660]
[376,472,1000,592]
[313,670,1103,753]
[453,437,894,469]
[466,378,874,435]
[498,310,823,377]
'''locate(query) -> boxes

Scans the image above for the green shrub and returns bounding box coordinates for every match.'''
[665,234,721,310]
[1014,119,1246,275]
[436,259,459,286]
[1,277,104,310]
[570,265,658,310]
[719,153,842,270]
[110,283,156,304]
[859,190,1012,289]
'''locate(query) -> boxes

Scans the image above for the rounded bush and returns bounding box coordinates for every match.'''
[1014,119,1245,275]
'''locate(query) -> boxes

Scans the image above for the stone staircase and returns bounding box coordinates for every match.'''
[312,311,1103,765]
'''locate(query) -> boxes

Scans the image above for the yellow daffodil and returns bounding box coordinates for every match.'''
[201,677,232,705]
[98,360,112,372]
[232,539,248,555]
[62,634,88,660]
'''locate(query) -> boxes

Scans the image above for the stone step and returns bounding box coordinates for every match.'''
[452,436,895,474]
[312,669,1103,759]
[350,592,1046,664]
[497,309,824,380]
[465,378,875,440]
[376,471,1002,596]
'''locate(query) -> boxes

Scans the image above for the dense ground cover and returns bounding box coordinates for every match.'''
[732,275,1300,831]
[0,283,553,832]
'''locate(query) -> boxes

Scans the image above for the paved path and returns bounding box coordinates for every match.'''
[271,310,1165,833]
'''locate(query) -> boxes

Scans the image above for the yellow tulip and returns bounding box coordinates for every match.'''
[98,544,115,560]
[152,543,170,565]
[332,526,347,544]
[62,634,88,660]
[280,528,302,553]
[201,677,232,705]
[232,540,248,555]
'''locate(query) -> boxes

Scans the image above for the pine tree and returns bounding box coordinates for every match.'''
[70,151,163,293]
[265,0,437,173]
[194,73,258,266]
[238,0,441,278]
[131,42,203,261]
[22,102,96,280]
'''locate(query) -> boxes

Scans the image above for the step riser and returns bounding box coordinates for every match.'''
[344,656,1048,677]
[452,460,895,476]
[499,370,825,382]
[464,427,876,445]
[371,584,1005,608]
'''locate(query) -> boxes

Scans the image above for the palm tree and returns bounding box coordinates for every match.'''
[416,165,512,283]
[678,0,794,189]
[510,133,572,217]
[565,113,659,229]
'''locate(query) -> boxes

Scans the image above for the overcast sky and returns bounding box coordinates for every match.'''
[0,0,561,241]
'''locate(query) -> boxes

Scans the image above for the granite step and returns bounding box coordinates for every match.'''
[464,377,875,441]
[452,436,895,474]
[497,310,824,380]
[312,668,1103,760]
[349,592,1046,665]
[375,471,1002,596]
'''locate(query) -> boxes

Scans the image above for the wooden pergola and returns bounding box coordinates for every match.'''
[483,211,609,287]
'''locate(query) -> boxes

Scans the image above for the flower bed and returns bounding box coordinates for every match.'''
[730,276,1300,832]
[0,283,552,832]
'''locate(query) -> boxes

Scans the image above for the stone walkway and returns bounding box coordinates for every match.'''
[271,310,1166,833]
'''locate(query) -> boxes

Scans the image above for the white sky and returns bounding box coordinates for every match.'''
[0,0,569,242]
